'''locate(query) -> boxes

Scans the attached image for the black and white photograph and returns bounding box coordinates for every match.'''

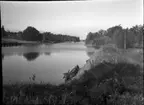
[1,0,143,105]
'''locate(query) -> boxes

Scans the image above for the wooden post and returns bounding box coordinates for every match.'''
[124,29,127,49]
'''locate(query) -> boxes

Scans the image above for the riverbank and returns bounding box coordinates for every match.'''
[2,38,80,47]
[3,62,143,105]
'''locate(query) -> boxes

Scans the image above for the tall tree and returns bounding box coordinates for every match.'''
[22,26,43,41]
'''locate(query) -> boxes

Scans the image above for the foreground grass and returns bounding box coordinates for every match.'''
[3,62,143,105]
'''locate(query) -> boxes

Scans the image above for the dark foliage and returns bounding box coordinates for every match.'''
[1,26,80,43]
[85,25,143,49]
[3,62,143,105]
[22,26,43,41]
[42,32,80,43]
[23,52,40,61]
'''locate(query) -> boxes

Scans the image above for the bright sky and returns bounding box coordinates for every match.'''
[1,0,143,39]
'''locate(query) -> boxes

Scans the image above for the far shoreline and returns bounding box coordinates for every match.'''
[2,38,81,47]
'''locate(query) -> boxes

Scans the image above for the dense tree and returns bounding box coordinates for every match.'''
[85,32,102,44]
[85,25,143,49]
[1,26,23,40]
[22,26,43,41]
[98,29,107,36]
[128,25,143,48]
[42,32,80,43]
[107,25,125,48]
[92,36,112,48]
[2,26,80,43]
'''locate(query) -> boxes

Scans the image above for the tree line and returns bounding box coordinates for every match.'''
[43,32,80,43]
[1,26,80,43]
[85,25,143,49]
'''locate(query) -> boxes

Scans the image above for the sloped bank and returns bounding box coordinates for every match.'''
[65,45,143,105]
[70,44,143,81]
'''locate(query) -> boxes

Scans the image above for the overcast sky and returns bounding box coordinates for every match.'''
[1,0,143,39]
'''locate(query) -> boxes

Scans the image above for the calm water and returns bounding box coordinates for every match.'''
[2,42,95,85]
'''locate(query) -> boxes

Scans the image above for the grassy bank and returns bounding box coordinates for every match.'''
[3,62,143,105]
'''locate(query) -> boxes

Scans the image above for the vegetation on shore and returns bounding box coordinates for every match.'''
[85,25,143,49]
[3,61,143,105]
[1,26,80,43]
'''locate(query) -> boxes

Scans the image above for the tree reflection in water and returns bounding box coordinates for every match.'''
[23,52,40,61]
[44,52,51,56]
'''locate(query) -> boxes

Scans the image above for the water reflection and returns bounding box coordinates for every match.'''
[44,52,51,56]
[23,52,40,61]
[2,42,91,84]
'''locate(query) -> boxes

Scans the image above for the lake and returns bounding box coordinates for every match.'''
[2,42,95,85]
